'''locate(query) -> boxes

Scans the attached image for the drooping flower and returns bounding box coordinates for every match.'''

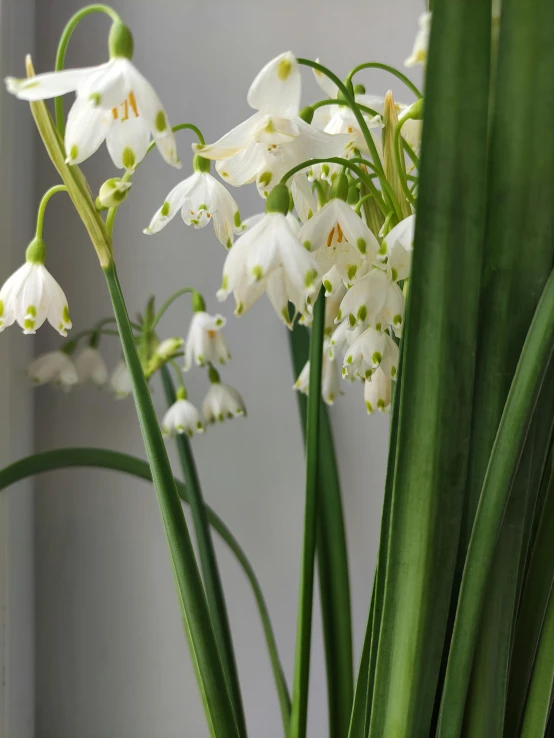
[203,367,246,423]
[337,267,405,336]
[298,173,379,286]
[217,185,319,326]
[183,296,230,370]
[144,156,241,248]
[74,346,109,387]
[328,321,364,361]
[6,23,179,171]
[343,326,399,380]
[378,214,415,282]
[294,340,341,405]
[162,388,205,438]
[109,359,133,399]
[27,350,78,389]
[405,12,432,68]
[364,366,392,414]
[0,238,71,336]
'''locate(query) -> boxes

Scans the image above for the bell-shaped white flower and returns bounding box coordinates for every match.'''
[184,297,230,370]
[217,185,319,326]
[405,12,432,67]
[6,24,179,170]
[0,238,71,336]
[328,321,363,361]
[162,388,205,438]
[298,176,379,286]
[364,366,392,414]
[27,350,78,389]
[378,214,415,282]
[294,340,341,405]
[343,327,399,380]
[203,369,246,423]
[74,346,109,387]
[144,157,241,248]
[337,267,405,336]
[109,359,133,399]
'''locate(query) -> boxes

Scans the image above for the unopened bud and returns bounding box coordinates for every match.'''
[109,22,134,60]
[146,337,184,375]
[266,183,290,215]
[96,178,132,210]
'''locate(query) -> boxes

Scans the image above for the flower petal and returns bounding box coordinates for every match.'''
[106,114,150,171]
[247,52,301,119]
[6,66,93,101]
[65,97,110,165]
[144,174,198,234]
[197,113,265,160]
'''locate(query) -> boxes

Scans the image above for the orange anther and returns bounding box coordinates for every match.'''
[129,91,139,117]
[327,227,335,247]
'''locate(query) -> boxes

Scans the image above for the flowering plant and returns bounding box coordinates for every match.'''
[2,2,554,738]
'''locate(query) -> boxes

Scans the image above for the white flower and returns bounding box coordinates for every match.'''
[162,398,205,438]
[0,258,71,336]
[7,49,179,170]
[298,197,379,285]
[27,350,78,389]
[217,209,319,327]
[144,163,241,249]
[405,12,432,67]
[379,215,415,282]
[337,267,405,336]
[364,367,392,413]
[328,321,363,361]
[343,327,399,380]
[74,346,109,387]
[183,312,230,370]
[203,382,246,423]
[294,340,341,405]
[146,337,184,375]
[109,359,133,399]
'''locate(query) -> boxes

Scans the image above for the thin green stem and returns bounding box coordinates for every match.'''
[402,138,421,170]
[437,268,554,738]
[297,59,402,220]
[310,98,382,119]
[0,446,291,736]
[346,62,423,99]
[280,157,389,218]
[394,122,416,208]
[35,185,68,239]
[355,193,375,215]
[311,180,327,208]
[153,287,196,328]
[290,288,326,738]
[160,366,248,738]
[102,260,239,738]
[54,5,122,136]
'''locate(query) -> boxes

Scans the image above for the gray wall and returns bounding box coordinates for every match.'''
[34,1,423,736]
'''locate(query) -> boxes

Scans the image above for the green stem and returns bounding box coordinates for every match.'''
[394,122,416,208]
[355,193,376,215]
[297,59,403,220]
[346,62,423,99]
[152,287,196,328]
[35,185,68,238]
[160,366,248,738]
[310,98,382,119]
[102,260,239,738]
[402,139,421,170]
[290,289,326,738]
[437,267,554,738]
[0,446,291,735]
[520,582,554,738]
[54,4,122,136]
[281,157,390,218]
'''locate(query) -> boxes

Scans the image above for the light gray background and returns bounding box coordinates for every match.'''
[29,1,421,736]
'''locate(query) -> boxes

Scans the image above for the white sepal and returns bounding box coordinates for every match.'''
[247,52,301,119]
[162,399,205,438]
[294,340,341,406]
[27,350,78,390]
[203,383,246,423]
[405,12,432,68]
[364,366,392,414]
[109,359,133,399]
[74,347,109,387]
[183,312,230,371]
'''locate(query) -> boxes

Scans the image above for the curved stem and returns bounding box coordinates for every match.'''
[310,98,381,120]
[0,446,291,736]
[403,138,421,170]
[355,193,375,215]
[54,4,122,136]
[105,123,205,237]
[281,157,390,218]
[290,288,326,738]
[35,185,68,239]
[153,287,196,328]
[161,366,248,738]
[311,180,327,208]
[297,59,402,220]
[394,122,417,208]
[346,62,423,99]
[103,261,240,738]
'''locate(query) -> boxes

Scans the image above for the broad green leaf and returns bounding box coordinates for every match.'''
[366,0,492,735]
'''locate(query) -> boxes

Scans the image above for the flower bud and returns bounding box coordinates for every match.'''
[191,291,206,313]
[399,98,424,122]
[299,106,315,124]
[265,183,290,215]
[109,21,134,60]
[96,178,132,210]
[329,172,349,202]
[383,91,412,219]
[192,155,211,173]
[25,236,46,265]
[353,83,366,95]
[146,337,184,376]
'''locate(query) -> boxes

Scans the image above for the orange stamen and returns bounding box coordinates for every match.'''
[112,107,118,120]
[208,330,216,339]
[327,227,335,247]
[337,223,344,243]
[129,91,139,117]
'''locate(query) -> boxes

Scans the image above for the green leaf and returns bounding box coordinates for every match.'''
[366,0,492,734]
[0,447,291,734]
[288,319,353,738]
[437,267,554,738]
[160,366,247,738]
[103,263,239,738]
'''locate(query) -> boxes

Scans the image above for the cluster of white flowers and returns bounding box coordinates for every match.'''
[1,10,429,417]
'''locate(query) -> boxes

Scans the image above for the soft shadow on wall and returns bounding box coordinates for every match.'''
[32,1,423,736]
